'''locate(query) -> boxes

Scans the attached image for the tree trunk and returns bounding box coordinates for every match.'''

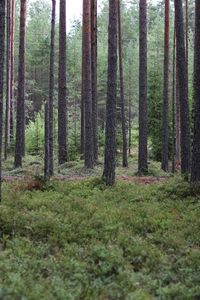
[174,0,190,174]
[172,26,176,173]
[191,0,200,183]
[161,0,170,172]
[91,0,98,162]
[175,52,181,170]
[14,0,26,168]
[118,0,128,168]
[0,0,6,200]
[103,0,118,185]
[128,63,132,156]
[83,0,94,168]
[48,0,56,176]
[185,0,189,103]
[138,0,148,175]
[44,99,49,179]
[58,0,68,164]
[10,0,14,142]
[5,0,11,160]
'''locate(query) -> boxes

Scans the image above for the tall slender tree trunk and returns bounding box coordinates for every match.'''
[14,0,26,168]
[185,0,189,102]
[83,0,94,168]
[161,0,170,172]
[80,61,85,159]
[58,0,68,164]
[5,0,11,160]
[174,0,190,174]
[44,99,49,179]
[91,0,98,162]
[103,0,118,185]
[172,26,176,173]
[0,0,6,200]
[128,62,132,156]
[10,0,14,142]
[118,0,128,168]
[175,52,181,169]
[49,0,56,176]
[138,0,148,175]
[191,0,200,183]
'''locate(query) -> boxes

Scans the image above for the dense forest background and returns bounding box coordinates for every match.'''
[9,0,193,161]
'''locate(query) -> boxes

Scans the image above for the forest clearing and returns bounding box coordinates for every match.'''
[0,0,200,299]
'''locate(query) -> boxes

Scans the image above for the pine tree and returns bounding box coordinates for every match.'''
[174,0,190,174]
[44,0,56,179]
[91,0,98,162]
[138,0,148,175]
[15,0,26,168]
[161,0,170,172]
[82,0,94,168]
[103,0,118,185]
[191,0,200,183]
[0,0,6,200]
[58,0,68,165]
[5,0,11,160]
[118,0,128,168]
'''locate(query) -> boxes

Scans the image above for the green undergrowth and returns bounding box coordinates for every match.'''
[0,176,200,299]
[2,154,170,180]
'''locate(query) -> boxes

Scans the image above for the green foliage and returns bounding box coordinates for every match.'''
[26,112,44,155]
[0,177,200,299]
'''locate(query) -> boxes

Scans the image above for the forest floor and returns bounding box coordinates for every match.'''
[0,156,200,299]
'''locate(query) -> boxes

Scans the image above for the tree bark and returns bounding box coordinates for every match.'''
[0,0,6,200]
[44,99,49,179]
[83,0,94,168]
[191,0,200,183]
[138,0,148,175]
[172,26,176,173]
[103,0,118,185]
[128,62,132,156]
[174,0,190,174]
[48,0,56,176]
[5,0,11,160]
[58,0,68,164]
[175,52,181,170]
[161,0,170,172]
[118,0,128,168]
[10,0,14,142]
[14,0,26,168]
[91,0,98,162]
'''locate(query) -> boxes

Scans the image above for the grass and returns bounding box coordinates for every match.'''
[0,176,200,299]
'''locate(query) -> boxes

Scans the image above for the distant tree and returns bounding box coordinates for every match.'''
[5,0,11,160]
[118,0,128,168]
[138,0,148,174]
[171,26,176,173]
[103,0,118,185]
[10,0,15,142]
[175,44,181,169]
[191,0,200,183]
[58,0,68,164]
[47,0,56,177]
[161,0,170,172]
[0,0,6,200]
[82,0,94,168]
[15,0,27,168]
[174,0,190,174]
[91,0,98,162]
